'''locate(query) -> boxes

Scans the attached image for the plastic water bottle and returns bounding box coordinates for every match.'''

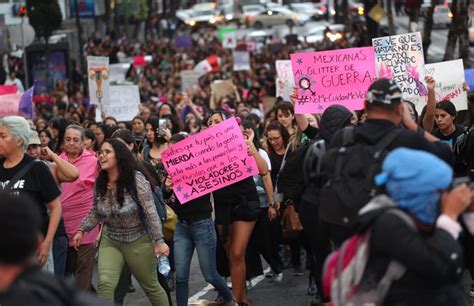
[158,255,171,279]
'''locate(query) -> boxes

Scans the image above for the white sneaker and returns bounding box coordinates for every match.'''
[273,272,283,283]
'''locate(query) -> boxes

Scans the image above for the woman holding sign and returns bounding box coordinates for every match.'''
[208,111,260,306]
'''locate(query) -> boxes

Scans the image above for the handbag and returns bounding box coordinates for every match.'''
[163,204,177,241]
[281,201,303,239]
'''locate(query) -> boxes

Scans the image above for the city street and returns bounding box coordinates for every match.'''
[100,14,474,306]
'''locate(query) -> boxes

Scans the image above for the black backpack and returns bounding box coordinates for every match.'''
[318,126,402,227]
[301,139,327,204]
[454,126,474,171]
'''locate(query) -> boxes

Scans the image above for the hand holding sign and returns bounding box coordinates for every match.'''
[161,118,258,203]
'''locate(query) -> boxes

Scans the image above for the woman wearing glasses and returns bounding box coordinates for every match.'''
[73,139,170,306]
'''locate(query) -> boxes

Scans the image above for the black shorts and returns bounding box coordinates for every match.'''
[215,196,260,225]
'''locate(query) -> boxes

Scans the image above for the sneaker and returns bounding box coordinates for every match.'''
[307,276,317,296]
[167,271,175,292]
[265,271,273,279]
[273,272,283,283]
[293,266,304,276]
[309,294,323,305]
[246,279,253,290]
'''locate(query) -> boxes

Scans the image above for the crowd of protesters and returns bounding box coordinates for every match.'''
[1,17,474,306]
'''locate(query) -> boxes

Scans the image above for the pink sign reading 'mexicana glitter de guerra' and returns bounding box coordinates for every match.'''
[161,117,258,204]
[290,46,376,114]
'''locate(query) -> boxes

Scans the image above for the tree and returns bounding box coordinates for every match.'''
[443,0,471,68]
[26,0,62,43]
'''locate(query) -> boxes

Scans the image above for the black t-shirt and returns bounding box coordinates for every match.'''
[0,155,61,235]
[270,152,285,186]
[173,193,212,222]
[433,124,467,149]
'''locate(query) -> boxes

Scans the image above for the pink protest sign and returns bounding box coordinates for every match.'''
[0,92,22,118]
[290,47,376,114]
[161,118,258,204]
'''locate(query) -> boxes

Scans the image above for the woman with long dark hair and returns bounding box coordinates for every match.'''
[73,139,170,305]
[207,111,260,305]
[142,117,170,183]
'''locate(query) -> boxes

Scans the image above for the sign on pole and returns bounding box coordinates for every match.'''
[87,56,109,108]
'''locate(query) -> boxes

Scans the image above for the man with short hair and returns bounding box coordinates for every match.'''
[0,193,109,306]
[60,125,99,291]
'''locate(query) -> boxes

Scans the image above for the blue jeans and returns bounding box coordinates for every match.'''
[174,218,233,306]
[53,235,68,278]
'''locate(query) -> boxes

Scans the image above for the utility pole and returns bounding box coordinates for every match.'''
[74,0,85,75]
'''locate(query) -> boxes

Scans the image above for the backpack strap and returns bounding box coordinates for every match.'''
[334,126,356,179]
[373,128,403,159]
[366,128,403,196]
[4,160,38,190]
[342,126,355,147]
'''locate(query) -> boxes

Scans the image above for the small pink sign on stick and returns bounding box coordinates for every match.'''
[290,47,376,114]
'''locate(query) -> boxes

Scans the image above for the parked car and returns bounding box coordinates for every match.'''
[248,7,310,28]
[240,4,267,25]
[285,2,326,20]
[182,9,224,27]
[433,4,452,28]
[298,23,345,43]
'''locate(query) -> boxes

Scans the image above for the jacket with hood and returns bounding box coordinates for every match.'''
[356,195,465,306]
[328,118,454,166]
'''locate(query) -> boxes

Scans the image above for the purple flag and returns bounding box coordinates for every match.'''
[19,85,34,119]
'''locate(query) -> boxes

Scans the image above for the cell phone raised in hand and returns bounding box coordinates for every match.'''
[158,119,168,137]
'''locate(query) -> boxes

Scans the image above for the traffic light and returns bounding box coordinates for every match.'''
[18,5,27,17]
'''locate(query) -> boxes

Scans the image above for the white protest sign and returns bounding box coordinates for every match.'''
[276,60,294,101]
[180,70,201,92]
[373,32,426,108]
[109,63,128,84]
[87,56,110,106]
[233,51,250,71]
[425,59,467,112]
[104,85,140,121]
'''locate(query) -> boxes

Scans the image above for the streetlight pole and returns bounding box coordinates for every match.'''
[74,0,85,75]
[21,0,29,88]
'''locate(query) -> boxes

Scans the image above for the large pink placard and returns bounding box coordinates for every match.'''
[161,118,258,204]
[290,47,376,114]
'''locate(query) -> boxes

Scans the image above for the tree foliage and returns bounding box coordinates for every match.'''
[26,0,62,41]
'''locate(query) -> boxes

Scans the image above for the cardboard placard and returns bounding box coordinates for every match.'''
[290,47,376,114]
[161,118,258,203]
